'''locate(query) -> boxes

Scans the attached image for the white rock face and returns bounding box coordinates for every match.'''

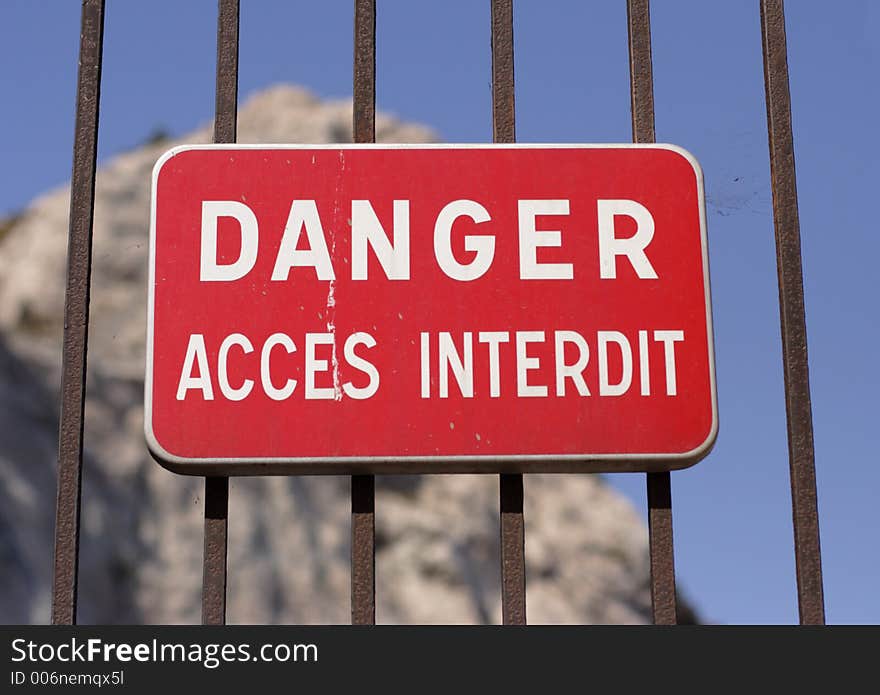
[0,85,669,624]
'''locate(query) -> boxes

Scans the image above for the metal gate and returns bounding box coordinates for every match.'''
[49,0,824,626]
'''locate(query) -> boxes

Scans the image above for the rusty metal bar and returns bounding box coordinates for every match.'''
[351,475,376,624]
[626,0,678,625]
[491,0,526,626]
[50,0,105,627]
[491,0,516,145]
[499,474,526,625]
[646,472,676,624]
[202,476,229,625]
[353,0,376,144]
[213,0,240,144]
[201,0,240,626]
[351,0,377,626]
[759,0,825,625]
[626,0,655,144]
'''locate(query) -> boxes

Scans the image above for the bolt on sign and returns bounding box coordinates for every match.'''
[146,144,717,474]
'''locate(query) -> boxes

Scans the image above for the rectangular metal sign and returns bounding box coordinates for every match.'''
[146,144,716,474]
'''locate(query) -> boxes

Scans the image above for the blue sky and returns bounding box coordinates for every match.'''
[2,1,878,624]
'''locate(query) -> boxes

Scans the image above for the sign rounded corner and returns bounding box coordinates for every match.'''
[151,144,203,186]
[144,421,200,476]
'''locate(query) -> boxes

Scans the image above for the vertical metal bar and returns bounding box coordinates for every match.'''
[351,0,377,626]
[201,0,240,626]
[646,472,676,624]
[626,0,678,626]
[491,0,516,144]
[202,476,229,625]
[351,475,376,624]
[213,0,240,144]
[51,0,105,626]
[353,0,376,144]
[491,0,526,626]
[626,0,655,144]
[759,0,825,625]
[499,474,526,625]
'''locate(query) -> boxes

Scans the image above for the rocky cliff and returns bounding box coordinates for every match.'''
[0,85,677,624]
